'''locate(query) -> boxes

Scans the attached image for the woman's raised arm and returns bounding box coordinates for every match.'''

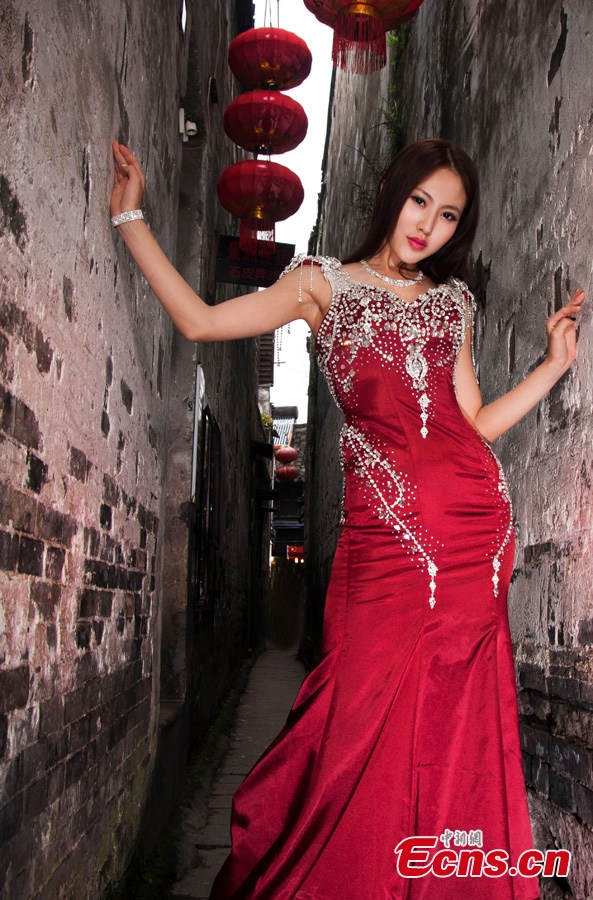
[110,141,326,341]
[454,286,584,443]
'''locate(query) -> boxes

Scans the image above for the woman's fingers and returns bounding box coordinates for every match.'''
[546,289,585,332]
[116,143,146,188]
[561,289,584,313]
[551,317,576,339]
[542,287,584,371]
[546,318,577,368]
[112,141,143,184]
[110,140,146,213]
[112,140,129,177]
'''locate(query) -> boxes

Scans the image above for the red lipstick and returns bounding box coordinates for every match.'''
[407,237,427,251]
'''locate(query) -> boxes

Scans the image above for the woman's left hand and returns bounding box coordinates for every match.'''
[545,287,585,374]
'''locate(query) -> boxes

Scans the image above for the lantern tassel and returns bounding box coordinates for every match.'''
[333,8,386,74]
[239,217,277,256]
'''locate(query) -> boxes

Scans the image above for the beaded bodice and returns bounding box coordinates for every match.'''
[279,255,513,610]
[311,257,473,423]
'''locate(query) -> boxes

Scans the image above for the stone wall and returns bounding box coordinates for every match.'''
[158,0,269,753]
[308,1,592,893]
[0,0,266,896]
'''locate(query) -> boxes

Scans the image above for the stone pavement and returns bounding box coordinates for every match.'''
[171,643,308,899]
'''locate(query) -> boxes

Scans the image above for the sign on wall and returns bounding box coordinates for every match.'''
[215,235,296,287]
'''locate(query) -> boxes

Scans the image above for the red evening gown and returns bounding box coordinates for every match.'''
[209,255,540,899]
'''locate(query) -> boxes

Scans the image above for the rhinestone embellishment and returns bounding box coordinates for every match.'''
[405,344,430,438]
[488,449,514,595]
[278,255,512,607]
[340,423,441,608]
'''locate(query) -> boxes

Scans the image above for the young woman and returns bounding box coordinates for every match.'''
[111,138,582,899]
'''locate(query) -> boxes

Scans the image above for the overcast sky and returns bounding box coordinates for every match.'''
[252,0,334,423]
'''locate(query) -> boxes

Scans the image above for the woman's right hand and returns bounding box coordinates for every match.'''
[110,140,146,217]
[107,140,323,342]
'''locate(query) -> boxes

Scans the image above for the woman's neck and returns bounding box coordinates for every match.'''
[367,246,419,276]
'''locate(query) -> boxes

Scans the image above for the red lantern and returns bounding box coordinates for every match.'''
[224,91,308,155]
[275,465,300,481]
[217,160,304,255]
[303,0,424,73]
[229,27,312,90]
[275,445,299,463]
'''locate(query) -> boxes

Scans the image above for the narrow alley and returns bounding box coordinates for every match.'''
[171,646,308,898]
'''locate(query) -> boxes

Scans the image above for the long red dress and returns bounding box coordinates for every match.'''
[210,255,540,899]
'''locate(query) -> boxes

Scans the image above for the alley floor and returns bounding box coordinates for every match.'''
[171,644,308,898]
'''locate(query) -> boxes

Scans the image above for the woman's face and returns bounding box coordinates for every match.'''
[388,167,467,265]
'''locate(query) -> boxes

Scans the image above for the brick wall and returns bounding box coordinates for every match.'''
[0,2,180,893]
[0,0,266,896]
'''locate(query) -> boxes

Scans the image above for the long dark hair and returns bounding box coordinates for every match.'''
[342,138,480,285]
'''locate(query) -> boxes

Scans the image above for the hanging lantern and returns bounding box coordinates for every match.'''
[275,445,299,463]
[229,27,313,90]
[221,27,311,255]
[303,0,424,74]
[217,160,304,256]
[275,464,300,481]
[224,91,308,155]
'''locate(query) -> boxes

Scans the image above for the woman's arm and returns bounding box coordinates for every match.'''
[454,288,584,443]
[109,141,327,340]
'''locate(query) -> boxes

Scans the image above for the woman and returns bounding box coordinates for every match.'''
[111,138,582,898]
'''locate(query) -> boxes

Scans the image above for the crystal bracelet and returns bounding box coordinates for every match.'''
[111,209,144,227]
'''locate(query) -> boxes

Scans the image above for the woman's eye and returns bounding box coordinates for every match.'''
[443,211,458,222]
[411,195,425,206]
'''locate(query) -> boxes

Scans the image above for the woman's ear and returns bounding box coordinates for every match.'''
[379,179,385,192]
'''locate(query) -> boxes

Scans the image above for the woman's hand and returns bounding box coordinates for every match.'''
[460,286,585,443]
[110,140,146,217]
[545,287,585,374]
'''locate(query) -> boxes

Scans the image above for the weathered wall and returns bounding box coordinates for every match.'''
[0,3,182,896]
[158,0,269,752]
[0,0,266,896]
[309,1,593,894]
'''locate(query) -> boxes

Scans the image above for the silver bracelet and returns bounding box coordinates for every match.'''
[111,209,144,227]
